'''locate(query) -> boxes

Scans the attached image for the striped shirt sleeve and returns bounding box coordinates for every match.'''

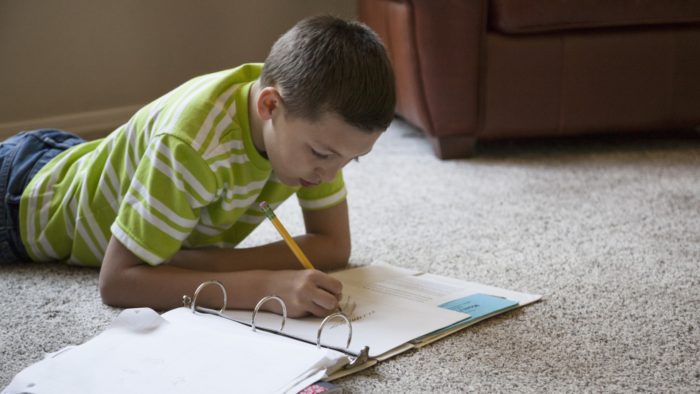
[296,171,347,211]
[111,134,217,265]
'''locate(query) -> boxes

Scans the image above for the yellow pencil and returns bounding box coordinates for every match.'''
[259,201,315,270]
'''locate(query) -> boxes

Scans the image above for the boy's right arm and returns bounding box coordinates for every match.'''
[98,237,342,317]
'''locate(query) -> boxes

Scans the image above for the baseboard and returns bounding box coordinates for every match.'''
[0,104,142,141]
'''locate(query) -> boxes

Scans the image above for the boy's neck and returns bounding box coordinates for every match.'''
[247,80,267,157]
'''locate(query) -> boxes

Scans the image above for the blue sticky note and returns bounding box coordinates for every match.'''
[439,293,518,322]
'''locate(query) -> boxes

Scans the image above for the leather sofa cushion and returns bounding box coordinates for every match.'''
[490,0,700,34]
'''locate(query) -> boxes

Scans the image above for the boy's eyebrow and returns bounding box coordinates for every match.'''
[322,144,372,158]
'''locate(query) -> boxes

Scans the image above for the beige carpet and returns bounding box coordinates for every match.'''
[2,120,699,392]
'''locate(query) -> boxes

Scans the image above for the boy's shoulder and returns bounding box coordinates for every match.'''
[206,63,263,92]
[179,63,262,111]
[228,63,263,82]
[153,63,263,153]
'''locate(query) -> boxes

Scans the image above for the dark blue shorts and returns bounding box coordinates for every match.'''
[0,129,85,263]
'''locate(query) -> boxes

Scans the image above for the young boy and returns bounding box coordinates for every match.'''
[0,16,396,317]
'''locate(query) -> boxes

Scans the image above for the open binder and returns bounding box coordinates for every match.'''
[4,264,541,394]
[189,263,542,381]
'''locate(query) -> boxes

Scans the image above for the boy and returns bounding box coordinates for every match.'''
[0,16,396,317]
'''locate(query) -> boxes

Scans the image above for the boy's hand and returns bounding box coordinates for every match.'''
[265,270,343,318]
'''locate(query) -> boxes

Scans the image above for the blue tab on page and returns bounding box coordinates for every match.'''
[439,293,518,322]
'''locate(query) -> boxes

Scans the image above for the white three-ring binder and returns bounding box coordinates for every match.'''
[4,263,541,394]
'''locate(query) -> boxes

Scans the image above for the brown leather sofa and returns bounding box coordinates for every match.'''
[359,0,700,159]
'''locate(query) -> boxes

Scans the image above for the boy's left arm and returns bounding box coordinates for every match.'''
[167,200,351,272]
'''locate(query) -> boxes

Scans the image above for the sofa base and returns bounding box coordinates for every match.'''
[428,134,477,159]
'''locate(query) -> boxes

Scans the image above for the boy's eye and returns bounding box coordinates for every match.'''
[311,148,330,159]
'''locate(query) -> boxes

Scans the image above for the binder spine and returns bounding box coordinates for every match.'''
[182,280,369,365]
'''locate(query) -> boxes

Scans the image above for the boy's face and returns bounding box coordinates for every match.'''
[263,108,381,187]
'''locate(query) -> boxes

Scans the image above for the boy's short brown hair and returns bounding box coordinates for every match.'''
[260,15,396,132]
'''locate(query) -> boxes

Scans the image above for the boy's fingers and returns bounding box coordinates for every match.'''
[308,289,340,317]
[312,272,343,297]
[312,289,340,311]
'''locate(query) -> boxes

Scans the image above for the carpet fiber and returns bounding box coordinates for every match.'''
[2,120,699,392]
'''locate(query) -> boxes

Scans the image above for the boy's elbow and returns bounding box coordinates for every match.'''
[99,236,143,307]
[99,273,122,307]
[98,260,133,308]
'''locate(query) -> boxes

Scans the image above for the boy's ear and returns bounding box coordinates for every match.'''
[256,87,283,121]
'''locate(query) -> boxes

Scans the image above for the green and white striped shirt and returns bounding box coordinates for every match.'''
[20,63,346,266]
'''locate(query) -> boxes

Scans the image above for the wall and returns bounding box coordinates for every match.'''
[0,0,356,139]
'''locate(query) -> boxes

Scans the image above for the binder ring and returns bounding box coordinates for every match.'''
[188,280,227,314]
[317,312,352,350]
[252,295,287,333]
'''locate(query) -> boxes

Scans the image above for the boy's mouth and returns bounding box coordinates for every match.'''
[299,178,319,187]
